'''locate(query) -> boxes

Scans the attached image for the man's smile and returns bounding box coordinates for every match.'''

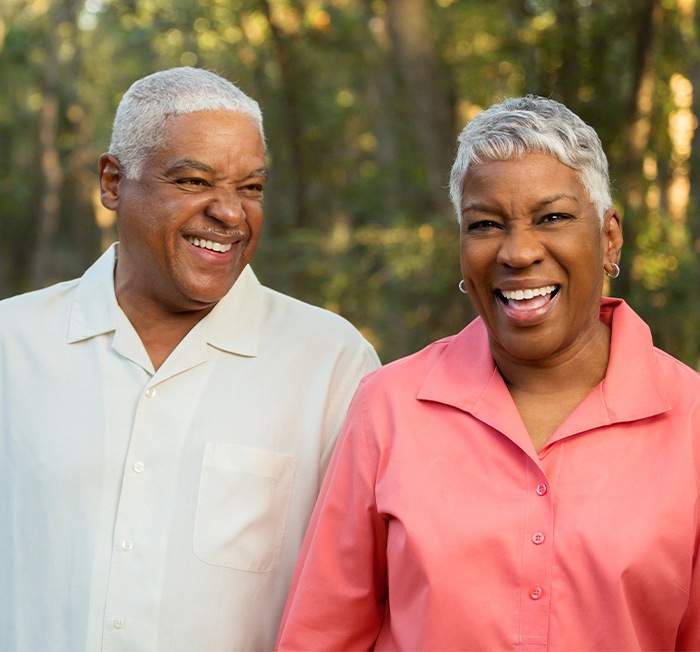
[185,236,233,253]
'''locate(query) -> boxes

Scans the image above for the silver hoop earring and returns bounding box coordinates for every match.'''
[458,279,468,294]
[605,263,620,279]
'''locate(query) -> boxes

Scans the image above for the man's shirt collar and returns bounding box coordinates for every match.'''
[67,243,264,360]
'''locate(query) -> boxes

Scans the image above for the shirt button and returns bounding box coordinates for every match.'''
[529,586,544,600]
[145,388,157,398]
[532,532,545,545]
[113,618,125,629]
[121,540,134,551]
[536,483,548,496]
[133,461,145,473]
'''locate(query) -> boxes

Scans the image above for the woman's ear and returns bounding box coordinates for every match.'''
[98,154,124,211]
[603,207,623,265]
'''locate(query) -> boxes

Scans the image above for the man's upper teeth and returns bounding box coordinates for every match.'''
[187,237,232,253]
[501,285,556,301]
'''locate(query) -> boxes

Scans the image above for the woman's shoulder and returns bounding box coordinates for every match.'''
[653,346,700,392]
[359,334,459,392]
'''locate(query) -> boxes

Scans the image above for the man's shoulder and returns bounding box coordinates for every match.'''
[0,279,80,331]
[259,284,371,344]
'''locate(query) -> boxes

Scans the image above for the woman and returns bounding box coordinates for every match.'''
[276,96,700,650]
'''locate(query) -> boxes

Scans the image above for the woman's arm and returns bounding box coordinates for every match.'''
[277,381,388,651]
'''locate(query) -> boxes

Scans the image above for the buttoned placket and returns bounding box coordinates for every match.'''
[101,321,211,650]
[102,378,164,651]
[518,458,554,648]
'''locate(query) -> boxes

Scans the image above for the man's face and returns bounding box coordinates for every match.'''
[101,110,267,317]
[459,152,621,365]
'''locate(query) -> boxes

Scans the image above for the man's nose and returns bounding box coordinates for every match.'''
[205,188,245,224]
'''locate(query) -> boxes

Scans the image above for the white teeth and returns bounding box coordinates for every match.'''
[186,237,232,253]
[501,285,556,301]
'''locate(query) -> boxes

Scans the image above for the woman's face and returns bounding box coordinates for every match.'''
[459,152,622,365]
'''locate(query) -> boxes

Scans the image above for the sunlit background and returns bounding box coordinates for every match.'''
[1,0,698,366]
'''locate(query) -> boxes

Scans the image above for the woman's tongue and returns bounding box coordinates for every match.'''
[506,294,550,310]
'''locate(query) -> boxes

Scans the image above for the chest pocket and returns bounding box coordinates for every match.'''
[193,442,297,573]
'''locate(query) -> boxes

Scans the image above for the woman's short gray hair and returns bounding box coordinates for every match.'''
[449,95,612,225]
[108,67,264,179]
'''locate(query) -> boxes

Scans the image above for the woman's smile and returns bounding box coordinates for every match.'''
[496,284,560,325]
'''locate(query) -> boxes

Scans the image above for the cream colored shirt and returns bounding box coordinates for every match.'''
[0,244,380,652]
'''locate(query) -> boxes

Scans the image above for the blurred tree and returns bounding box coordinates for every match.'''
[32,0,87,288]
[0,0,697,366]
[385,0,454,216]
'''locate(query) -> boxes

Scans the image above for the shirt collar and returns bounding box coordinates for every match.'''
[67,243,121,343]
[200,265,263,357]
[67,243,264,358]
[595,296,671,422]
[417,297,671,433]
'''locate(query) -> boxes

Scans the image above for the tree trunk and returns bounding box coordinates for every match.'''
[31,12,63,288]
[617,0,663,294]
[555,0,580,107]
[259,0,308,229]
[31,0,86,287]
[385,0,454,216]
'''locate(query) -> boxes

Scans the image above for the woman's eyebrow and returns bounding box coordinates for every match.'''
[535,193,580,208]
[461,193,580,216]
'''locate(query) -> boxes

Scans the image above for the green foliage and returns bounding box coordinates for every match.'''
[1,0,699,367]
[256,215,475,362]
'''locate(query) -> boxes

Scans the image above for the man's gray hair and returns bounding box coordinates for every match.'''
[109,67,264,179]
[449,95,612,225]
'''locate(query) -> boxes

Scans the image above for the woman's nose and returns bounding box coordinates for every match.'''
[496,227,545,268]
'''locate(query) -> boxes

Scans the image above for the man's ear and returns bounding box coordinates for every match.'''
[603,207,623,265]
[98,154,125,211]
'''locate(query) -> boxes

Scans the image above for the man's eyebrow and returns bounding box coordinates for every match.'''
[247,167,269,180]
[165,161,269,180]
[165,159,215,175]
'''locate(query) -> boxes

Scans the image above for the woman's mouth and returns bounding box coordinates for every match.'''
[498,285,558,306]
[496,285,559,322]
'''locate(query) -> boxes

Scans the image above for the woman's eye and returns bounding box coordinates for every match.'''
[540,213,572,224]
[466,220,501,232]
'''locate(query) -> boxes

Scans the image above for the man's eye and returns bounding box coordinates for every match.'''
[177,178,207,187]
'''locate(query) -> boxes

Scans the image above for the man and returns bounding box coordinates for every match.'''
[0,67,380,651]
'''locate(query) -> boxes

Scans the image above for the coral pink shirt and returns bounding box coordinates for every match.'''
[277,298,700,651]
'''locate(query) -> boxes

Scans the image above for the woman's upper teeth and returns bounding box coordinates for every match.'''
[187,237,232,253]
[501,285,556,301]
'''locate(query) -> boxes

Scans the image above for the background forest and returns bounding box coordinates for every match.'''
[1,0,699,366]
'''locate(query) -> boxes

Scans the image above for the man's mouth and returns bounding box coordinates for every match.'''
[185,236,233,253]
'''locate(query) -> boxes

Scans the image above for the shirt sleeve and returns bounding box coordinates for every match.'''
[676,542,700,649]
[277,380,388,650]
[676,408,700,651]
[318,344,381,481]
